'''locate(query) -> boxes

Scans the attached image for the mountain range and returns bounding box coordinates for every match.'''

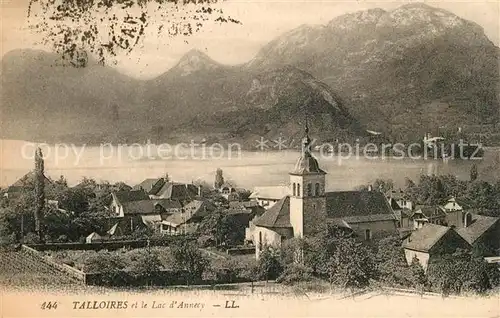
[1,3,499,146]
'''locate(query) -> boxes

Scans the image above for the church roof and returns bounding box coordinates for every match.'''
[253,196,292,228]
[290,153,326,175]
[325,191,395,219]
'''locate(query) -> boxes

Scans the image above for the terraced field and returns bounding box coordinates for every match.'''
[0,250,81,290]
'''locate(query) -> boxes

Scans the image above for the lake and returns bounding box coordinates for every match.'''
[0,139,495,190]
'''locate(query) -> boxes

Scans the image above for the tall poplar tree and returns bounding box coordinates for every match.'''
[34,147,45,242]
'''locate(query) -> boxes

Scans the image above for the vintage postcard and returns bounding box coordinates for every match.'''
[1,0,500,317]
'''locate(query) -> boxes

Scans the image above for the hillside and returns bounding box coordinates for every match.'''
[1,3,499,146]
[248,3,500,141]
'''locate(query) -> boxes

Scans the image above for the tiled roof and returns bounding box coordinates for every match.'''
[390,198,402,210]
[403,223,450,252]
[415,206,446,219]
[113,190,149,204]
[229,201,260,209]
[155,182,199,200]
[107,216,146,236]
[333,214,396,224]
[152,199,182,210]
[141,214,162,227]
[122,200,155,215]
[132,178,164,194]
[456,214,499,245]
[8,171,52,190]
[249,186,289,200]
[325,191,394,218]
[161,199,214,226]
[225,208,252,215]
[253,196,292,228]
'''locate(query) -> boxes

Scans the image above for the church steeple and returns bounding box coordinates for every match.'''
[289,117,327,238]
[291,117,325,176]
[303,116,312,155]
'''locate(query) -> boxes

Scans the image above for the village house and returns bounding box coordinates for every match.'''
[411,206,447,228]
[3,171,53,199]
[249,185,289,208]
[403,223,470,271]
[247,125,398,259]
[386,189,413,211]
[455,212,500,255]
[132,176,201,201]
[160,199,215,235]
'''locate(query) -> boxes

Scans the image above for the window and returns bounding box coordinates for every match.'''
[307,183,312,197]
[315,183,320,196]
[364,229,371,241]
[293,183,296,196]
[297,184,301,197]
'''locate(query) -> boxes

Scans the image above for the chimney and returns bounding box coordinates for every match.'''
[464,212,473,228]
[198,185,202,197]
[368,185,373,192]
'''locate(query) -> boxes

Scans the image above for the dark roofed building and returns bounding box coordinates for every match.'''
[160,199,213,235]
[456,213,500,255]
[326,191,394,218]
[403,223,470,271]
[133,176,201,201]
[253,196,292,229]
[132,177,166,195]
[4,171,53,199]
[114,189,149,203]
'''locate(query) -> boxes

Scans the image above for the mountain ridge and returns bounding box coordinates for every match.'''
[1,3,499,145]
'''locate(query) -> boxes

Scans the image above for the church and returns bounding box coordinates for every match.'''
[247,125,398,258]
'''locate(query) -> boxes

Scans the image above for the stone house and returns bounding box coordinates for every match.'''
[249,186,289,208]
[403,223,470,271]
[133,177,201,201]
[456,212,500,256]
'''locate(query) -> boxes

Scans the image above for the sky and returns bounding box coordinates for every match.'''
[1,0,499,79]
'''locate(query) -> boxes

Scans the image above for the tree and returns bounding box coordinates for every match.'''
[376,235,412,287]
[408,257,427,293]
[427,249,500,296]
[470,163,478,182]
[372,179,394,193]
[129,250,162,286]
[197,208,240,246]
[328,237,376,291]
[27,0,241,67]
[34,147,45,242]
[171,240,209,284]
[84,251,126,286]
[257,246,283,281]
[214,168,224,189]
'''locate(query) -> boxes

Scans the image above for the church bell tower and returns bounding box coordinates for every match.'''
[289,121,327,237]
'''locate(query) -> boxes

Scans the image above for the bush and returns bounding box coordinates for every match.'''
[329,237,376,290]
[171,240,209,284]
[277,263,314,285]
[23,232,40,244]
[257,246,283,281]
[427,249,500,296]
[129,249,162,286]
[83,251,127,285]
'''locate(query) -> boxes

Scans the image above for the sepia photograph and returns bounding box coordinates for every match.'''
[1,0,500,317]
